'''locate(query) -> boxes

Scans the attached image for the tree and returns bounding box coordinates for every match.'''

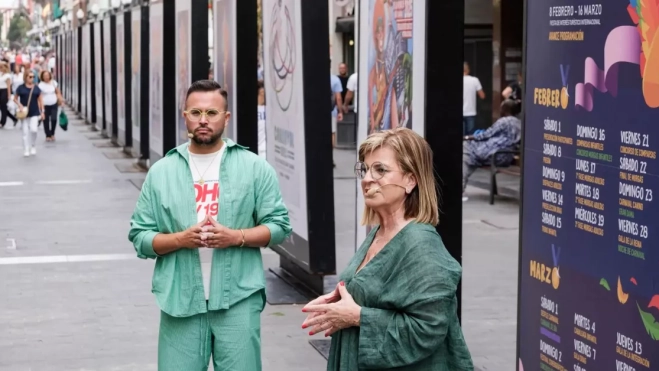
[7,14,30,45]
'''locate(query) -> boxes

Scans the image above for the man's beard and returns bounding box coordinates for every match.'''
[192,127,224,146]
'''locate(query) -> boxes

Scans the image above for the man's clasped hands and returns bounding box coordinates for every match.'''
[176,215,242,249]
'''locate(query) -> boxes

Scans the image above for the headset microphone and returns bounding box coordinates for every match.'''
[365,184,407,197]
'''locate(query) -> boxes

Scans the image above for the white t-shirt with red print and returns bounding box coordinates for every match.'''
[188,145,226,300]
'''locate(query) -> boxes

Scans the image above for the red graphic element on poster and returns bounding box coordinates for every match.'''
[628,0,659,107]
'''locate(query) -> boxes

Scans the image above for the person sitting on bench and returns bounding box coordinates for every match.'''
[462,100,522,201]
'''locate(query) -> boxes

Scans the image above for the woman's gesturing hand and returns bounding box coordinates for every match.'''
[302,284,341,324]
[301,282,361,337]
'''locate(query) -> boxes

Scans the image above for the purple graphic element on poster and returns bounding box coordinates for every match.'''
[519,0,659,370]
[574,26,641,111]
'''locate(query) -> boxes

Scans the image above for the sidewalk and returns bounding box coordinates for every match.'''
[0,107,518,370]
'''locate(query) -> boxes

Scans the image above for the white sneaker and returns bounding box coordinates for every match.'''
[30,147,36,155]
[23,149,30,157]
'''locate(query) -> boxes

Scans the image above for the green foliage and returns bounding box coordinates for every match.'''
[7,14,30,44]
[637,302,659,341]
[599,278,610,291]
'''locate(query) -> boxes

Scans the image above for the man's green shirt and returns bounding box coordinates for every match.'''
[128,139,292,317]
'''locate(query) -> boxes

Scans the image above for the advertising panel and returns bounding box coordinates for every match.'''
[517,1,659,370]
[262,0,310,264]
[103,18,113,135]
[214,0,237,141]
[150,2,164,156]
[131,8,142,147]
[94,21,103,130]
[355,0,427,246]
[175,0,191,145]
[116,14,126,143]
[84,24,92,122]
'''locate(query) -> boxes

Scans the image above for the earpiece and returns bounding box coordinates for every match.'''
[187,132,194,139]
[365,184,407,197]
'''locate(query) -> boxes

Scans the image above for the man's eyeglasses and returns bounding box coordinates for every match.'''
[354,161,395,180]
[184,109,227,123]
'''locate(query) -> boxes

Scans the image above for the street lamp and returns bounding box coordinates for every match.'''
[111,0,121,9]
[76,8,84,19]
[90,4,100,16]
[120,0,132,5]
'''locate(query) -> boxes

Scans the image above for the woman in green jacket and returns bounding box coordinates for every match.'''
[302,128,474,370]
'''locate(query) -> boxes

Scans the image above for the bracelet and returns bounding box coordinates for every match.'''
[239,229,245,247]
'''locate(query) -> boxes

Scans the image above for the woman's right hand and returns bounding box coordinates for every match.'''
[302,284,341,322]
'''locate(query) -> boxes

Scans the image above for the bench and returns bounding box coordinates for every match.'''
[485,147,521,205]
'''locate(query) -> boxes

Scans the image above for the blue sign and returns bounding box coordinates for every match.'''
[518,0,659,370]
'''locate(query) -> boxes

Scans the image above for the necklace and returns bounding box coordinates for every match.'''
[189,152,219,185]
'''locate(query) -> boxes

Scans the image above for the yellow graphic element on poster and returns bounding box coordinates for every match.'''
[560,87,569,109]
[529,260,560,290]
[551,267,560,289]
[628,0,659,107]
[618,276,629,304]
[560,64,569,109]
[530,245,561,289]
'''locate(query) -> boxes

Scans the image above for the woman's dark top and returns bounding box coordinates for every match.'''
[16,84,41,117]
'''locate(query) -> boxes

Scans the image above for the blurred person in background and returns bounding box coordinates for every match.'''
[461,100,522,201]
[48,53,55,73]
[8,63,25,127]
[12,63,24,92]
[502,70,523,116]
[0,62,16,128]
[14,69,44,157]
[38,70,62,142]
[463,62,485,136]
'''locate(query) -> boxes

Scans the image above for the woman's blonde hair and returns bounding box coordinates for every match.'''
[358,127,439,226]
[23,68,32,82]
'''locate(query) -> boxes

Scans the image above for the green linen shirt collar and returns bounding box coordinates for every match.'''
[167,138,248,161]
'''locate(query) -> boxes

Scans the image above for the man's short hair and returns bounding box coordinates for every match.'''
[186,79,228,109]
[500,99,517,116]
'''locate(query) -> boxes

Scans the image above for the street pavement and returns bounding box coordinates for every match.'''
[0,107,519,370]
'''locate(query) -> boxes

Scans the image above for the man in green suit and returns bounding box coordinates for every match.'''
[129,80,291,370]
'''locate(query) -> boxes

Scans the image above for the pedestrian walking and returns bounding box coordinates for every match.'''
[10,63,24,127]
[38,70,62,142]
[14,70,43,157]
[0,62,16,128]
[128,80,291,370]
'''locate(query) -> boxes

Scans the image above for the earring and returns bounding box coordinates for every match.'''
[187,132,193,139]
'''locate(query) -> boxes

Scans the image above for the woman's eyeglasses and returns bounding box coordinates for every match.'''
[354,161,394,180]
[184,109,227,123]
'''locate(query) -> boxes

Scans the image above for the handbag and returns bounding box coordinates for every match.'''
[58,109,68,131]
[15,86,34,120]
